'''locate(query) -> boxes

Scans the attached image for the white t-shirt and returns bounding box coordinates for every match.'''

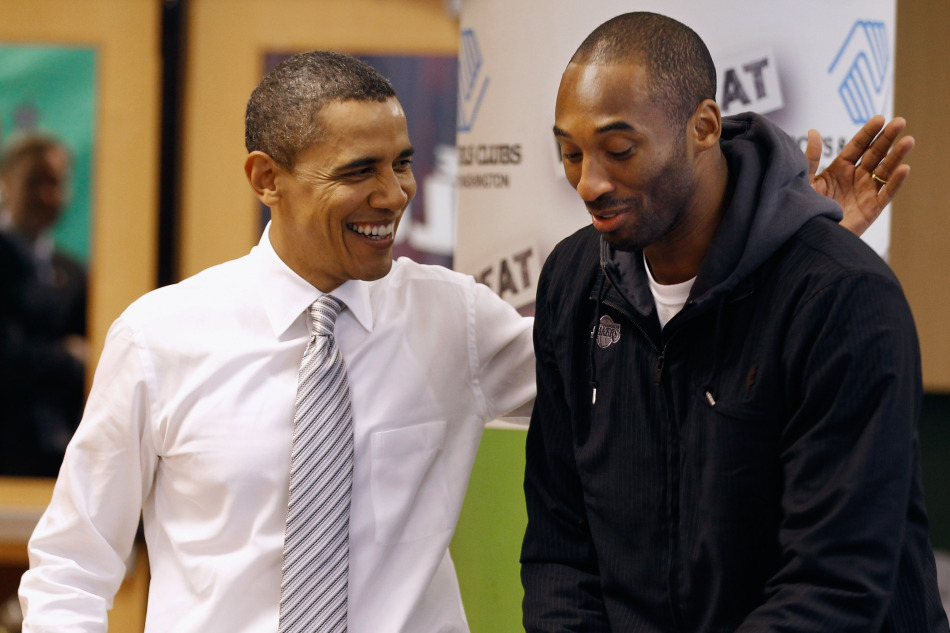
[644,253,695,328]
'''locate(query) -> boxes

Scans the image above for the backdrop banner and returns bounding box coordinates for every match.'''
[455,0,896,314]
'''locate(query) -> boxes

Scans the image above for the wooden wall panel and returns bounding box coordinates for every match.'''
[892,0,950,391]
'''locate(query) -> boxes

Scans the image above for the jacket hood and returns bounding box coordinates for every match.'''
[601,112,843,317]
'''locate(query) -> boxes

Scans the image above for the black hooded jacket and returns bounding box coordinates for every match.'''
[522,113,949,633]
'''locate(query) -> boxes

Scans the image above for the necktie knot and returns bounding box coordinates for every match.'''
[310,294,344,337]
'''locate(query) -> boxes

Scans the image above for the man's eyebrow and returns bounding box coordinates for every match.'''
[553,122,636,137]
[596,121,635,134]
[337,156,379,172]
[336,147,415,172]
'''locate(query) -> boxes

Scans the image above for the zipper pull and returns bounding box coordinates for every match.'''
[653,353,665,384]
[705,391,716,406]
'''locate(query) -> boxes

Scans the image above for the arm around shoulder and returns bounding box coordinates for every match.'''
[470,279,536,422]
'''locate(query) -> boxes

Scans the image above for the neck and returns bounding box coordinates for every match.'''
[644,154,729,285]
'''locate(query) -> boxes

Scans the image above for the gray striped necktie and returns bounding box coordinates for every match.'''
[279,294,353,633]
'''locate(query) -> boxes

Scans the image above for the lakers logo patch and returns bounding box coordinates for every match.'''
[596,315,621,349]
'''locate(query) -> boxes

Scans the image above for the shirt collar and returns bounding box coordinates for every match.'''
[253,222,374,338]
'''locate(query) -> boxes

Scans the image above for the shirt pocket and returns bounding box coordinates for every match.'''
[370,420,452,544]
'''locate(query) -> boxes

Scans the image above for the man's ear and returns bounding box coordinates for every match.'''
[689,99,722,152]
[244,151,282,207]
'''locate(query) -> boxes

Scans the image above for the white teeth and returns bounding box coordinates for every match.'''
[347,222,394,239]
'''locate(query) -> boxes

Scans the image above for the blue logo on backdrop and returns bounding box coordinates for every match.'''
[828,20,890,124]
[457,29,490,133]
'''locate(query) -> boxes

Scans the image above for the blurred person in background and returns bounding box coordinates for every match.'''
[0,134,87,477]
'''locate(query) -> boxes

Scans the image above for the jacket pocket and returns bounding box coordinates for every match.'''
[695,387,781,519]
[370,420,451,544]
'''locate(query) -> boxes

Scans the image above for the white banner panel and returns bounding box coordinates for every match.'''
[455,0,896,313]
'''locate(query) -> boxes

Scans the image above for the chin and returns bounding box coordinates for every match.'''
[357,260,395,282]
[602,231,648,253]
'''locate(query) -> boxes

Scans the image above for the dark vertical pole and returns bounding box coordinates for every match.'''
[157,0,186,287]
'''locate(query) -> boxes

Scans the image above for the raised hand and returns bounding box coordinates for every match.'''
[806,115,915,236]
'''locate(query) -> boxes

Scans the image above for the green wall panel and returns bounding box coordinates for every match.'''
[452,427,527,633]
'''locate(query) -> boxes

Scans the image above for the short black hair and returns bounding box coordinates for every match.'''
[572,12,717,131]
[245,51,397,169]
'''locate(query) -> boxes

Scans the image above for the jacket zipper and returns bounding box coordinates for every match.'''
[600,296,683,630]
[601,298,668,383]
[654,353,665,385]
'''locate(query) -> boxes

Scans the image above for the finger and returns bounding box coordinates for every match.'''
[858,117,909,174]
[866,132,914,182]
[877,163,911,207]
[805,129,822,178]
[837,114,887,164]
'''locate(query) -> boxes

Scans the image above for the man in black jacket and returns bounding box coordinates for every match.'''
[521,11,949,633]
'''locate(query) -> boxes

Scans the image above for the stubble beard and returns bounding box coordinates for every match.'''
[595,147,695,253]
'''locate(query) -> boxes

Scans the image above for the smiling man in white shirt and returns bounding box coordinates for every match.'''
[16,48,915,633]
[18,51,535,633]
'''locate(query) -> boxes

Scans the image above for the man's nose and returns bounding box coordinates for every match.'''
[575,158,614,202]
[369,169,410,211]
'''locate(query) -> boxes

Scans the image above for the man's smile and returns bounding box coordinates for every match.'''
[347,221,396,241]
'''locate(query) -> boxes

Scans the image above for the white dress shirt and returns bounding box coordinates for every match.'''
[19,225,536,632]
